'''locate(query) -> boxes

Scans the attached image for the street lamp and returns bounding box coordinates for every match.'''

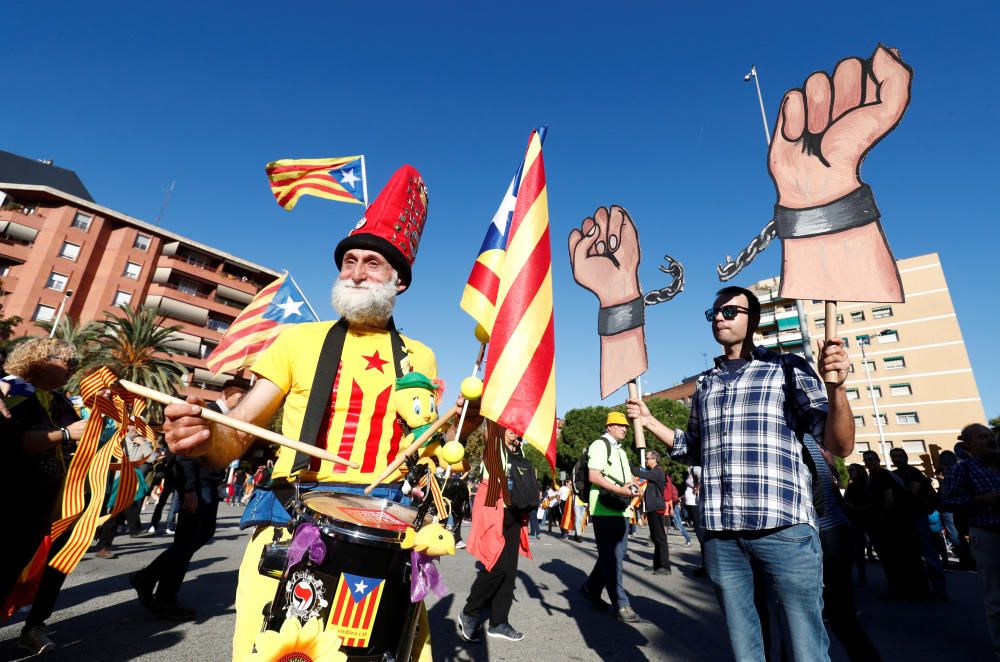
[49,289,73,338]
[857,329,896,466]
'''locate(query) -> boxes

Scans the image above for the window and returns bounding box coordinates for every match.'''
[815,317,825,329]
[113,290,132,307]
[884,356,906,370]
[207,318,231,333]
[45,272,68,292]
[902,440,926,454]
[878,331,899,344]
[851,311,865,322]
[873,306,893,319]
[896,412,919,425]
[890,383,913,396]
[59,241,81,261]
[33,304,55,322]
[186,253,210,269]
[177,280,200,296]
[874,413,888,426]
[861,360,876,372]
[866,386,882,398]
[70,212,92,230]
[853,415,865,427]
[811,299,823,304]
[856,442,871,453]
[836,314,844,324]
[846,388,860,401]
[841,337,850,348]
[848,363,855,373]
[133,233,151,251]
[123,261,142,279]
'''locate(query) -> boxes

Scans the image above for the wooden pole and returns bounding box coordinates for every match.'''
[364,405,460,494]
[822,300,838,383]
[118,380,359,469]
[627,380,646,451]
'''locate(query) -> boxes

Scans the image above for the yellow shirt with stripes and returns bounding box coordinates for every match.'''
[252,320,436,484]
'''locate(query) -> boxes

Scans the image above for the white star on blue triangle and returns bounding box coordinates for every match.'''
[262,278,319,324]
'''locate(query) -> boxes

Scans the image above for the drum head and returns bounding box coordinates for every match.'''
[300,493,417,543]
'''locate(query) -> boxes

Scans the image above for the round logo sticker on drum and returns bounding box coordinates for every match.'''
[284,569,330,622]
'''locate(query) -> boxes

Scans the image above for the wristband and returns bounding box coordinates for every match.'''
[597,297,645,336]
[774,185,880,239]
[60,427,70,443]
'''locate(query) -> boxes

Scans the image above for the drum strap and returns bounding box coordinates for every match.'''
[292,318,409,472]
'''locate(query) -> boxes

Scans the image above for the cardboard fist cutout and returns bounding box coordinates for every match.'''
[721,45,912,304]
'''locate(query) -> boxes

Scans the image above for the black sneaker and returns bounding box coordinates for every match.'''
[487,623,524,641]
[579,584,610,611]
[653,568,672,576]
[130,571,156,612]
[458,611,481,642]
[153,601,197,621]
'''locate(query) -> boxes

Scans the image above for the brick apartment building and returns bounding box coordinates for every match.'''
[643,253,986,467]
[0,150,280,401]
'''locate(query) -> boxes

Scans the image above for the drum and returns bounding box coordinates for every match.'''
[263,492,421,662]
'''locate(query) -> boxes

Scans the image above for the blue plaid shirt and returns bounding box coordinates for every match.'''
[941,457,1000,531]
[671,346,829,532]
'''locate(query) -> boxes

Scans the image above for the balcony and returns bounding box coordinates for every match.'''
[147,282,242,320]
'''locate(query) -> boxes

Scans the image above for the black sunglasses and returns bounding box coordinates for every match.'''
[704,305,750,322]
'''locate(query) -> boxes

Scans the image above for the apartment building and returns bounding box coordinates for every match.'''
[0,151,280,401]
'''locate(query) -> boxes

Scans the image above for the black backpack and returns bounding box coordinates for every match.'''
[506,452,540,513]
[572,437,611,504]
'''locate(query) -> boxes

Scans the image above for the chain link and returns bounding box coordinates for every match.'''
[716,219,777,282]
[644,254,685,306]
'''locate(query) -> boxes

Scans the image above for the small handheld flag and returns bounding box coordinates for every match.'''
[266,156,366,210]
[206,273,319,375]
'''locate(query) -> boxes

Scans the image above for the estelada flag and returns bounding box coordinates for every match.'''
[266,156,365,210]
[206,273,319,374]
[460,128,547,335]
[327,573,386,648]
[479,128,557,471]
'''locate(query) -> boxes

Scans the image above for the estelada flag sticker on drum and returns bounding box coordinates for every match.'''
[328,573,387,648]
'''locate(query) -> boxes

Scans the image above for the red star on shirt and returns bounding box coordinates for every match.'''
[362,350,390,373]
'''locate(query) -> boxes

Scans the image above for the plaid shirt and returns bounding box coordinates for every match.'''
[941,457,1000,531]
[671,346,828,532]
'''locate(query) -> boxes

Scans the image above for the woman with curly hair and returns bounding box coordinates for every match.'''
[0,338,86,652]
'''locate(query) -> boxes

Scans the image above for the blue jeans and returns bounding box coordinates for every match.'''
[585,516,630,609]
[671,508,692,544]
[704,523,829,662]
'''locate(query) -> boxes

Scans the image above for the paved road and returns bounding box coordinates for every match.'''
[1,507,992,661]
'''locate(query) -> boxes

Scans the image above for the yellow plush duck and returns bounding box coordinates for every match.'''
[400,522,456,557]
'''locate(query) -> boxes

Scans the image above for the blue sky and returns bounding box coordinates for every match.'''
[4,2,997,419]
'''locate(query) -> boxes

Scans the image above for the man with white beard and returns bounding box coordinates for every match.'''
[158,165,447,661]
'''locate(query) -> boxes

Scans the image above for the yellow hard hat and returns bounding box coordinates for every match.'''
[606,411,629,427]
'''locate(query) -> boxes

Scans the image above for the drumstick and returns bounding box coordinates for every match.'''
[118,379,359,469]
[364,405,459,494]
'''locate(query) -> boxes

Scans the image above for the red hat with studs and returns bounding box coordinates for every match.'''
[335,164,428,290]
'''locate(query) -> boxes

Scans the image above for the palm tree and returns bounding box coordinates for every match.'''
[85,305,187,406]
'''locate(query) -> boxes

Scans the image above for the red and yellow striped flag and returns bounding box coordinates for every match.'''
[266,156,365,210]
[480,129,557,470]
[205,273,319,375]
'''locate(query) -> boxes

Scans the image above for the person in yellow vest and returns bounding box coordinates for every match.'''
[160,165,464,661]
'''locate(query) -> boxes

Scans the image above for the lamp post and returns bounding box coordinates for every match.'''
[49,289,73,338]
[857,329,896,466]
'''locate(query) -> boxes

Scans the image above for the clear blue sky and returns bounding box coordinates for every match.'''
[4,2,997,419]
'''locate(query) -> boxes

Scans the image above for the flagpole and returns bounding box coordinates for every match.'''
[360,155,370,208]
[285,270,321,320]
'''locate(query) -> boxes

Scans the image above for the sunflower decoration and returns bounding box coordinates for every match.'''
[250,618,346,662]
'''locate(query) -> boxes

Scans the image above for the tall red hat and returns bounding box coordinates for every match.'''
[335,164,428,289]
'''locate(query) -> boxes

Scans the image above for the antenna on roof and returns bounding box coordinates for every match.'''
[155,180,175,227]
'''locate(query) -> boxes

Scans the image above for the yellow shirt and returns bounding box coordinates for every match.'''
[252,320,436,484]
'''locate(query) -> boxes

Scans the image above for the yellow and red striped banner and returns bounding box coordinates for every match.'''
[479,129,557,470]
[266,156,364,211]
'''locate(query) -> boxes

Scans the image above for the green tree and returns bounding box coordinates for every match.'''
[84,305,187,419]
[990,415,1000,435]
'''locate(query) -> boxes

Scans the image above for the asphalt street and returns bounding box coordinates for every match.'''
[0,506,991,661]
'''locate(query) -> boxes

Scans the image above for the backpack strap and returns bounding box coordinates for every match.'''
[291,318,410,473]
[780,354,826,516]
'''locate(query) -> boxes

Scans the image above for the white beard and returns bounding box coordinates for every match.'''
[330,276,398,327]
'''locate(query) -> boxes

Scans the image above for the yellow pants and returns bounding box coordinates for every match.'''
[232,525,432,661]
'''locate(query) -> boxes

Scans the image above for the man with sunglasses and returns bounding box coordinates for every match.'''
[628,286,855,661]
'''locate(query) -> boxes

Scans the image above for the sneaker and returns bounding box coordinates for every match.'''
[18,626,57,654]
[456,541,467,549]
[153,601,197,621]
[573,535,583,543]
[147,526,157,535]
[579,584,610,611]
[683,541,692,547]
[653,568,672,576]
[130,571,156,612]
[617,606,641,624]
[95,548,115,559]
[457,611,481,642]
[165,528,176,535]
[487,623,524,641]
